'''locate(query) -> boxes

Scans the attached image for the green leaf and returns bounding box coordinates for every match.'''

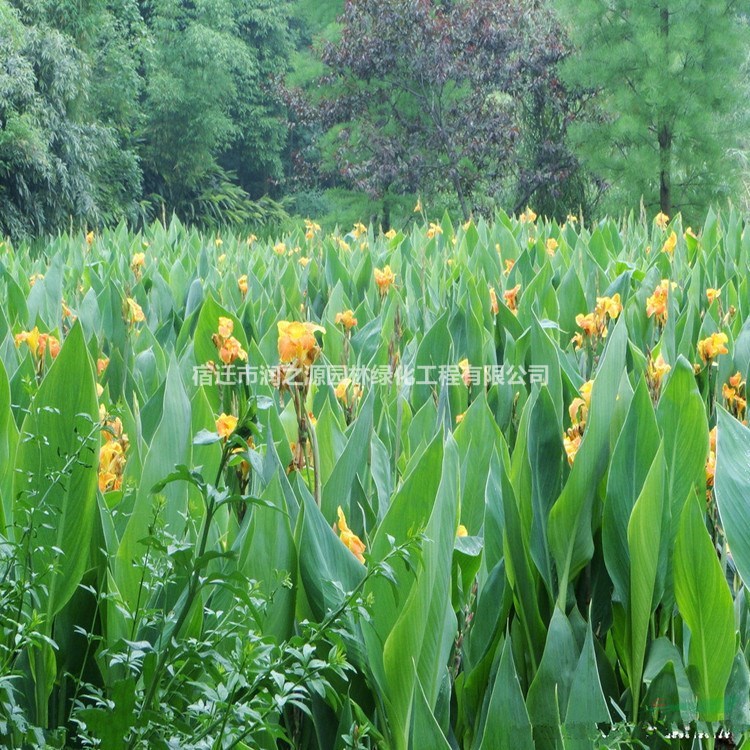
[296,493,365,622]
[603,377,660,605]
[381,436,459,750]
[0,357,18,533]
[564,623,610,744]
[12,322,99,624]
[478,636,533,750]
[674,491,736,721]
[548,318,627,604]
[656,355,708,541]
[715,409,750,589]
[626,443,665,719]
[526,606,579,750]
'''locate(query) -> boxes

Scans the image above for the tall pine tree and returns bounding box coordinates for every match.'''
[557,0,749,219]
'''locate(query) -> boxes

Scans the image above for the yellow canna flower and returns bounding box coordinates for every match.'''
[126,298,145,325]
[86,230,95,246]
[97,357,109,376]
[706,288,721,304]
[299,256,311,267]
[15,327,41,356]
[503,259,515,276]
[131,252,146,273]
[595,294,622,321]
[520,207,537,224]
[216,413,238,440]
[352,222,368,239]
[238,274,248,297]
[335,310,358,329]
[503,283,521,314]
[414,197,422,213]
[334,506,366,563]
[29,273,44,287]
[98,411,129,493]
[697,332,729,363]
[427,222,443,239]
[655,212,670,229]
[489,287,499,315]
[575,312,598,337]
[304,219,321,240]
[374,265,395,295]
[546,238,559,256]
[661,231,677,255]
[274,242,286,255]
[646,280,670,326]
[455,411,465,425]
[218,317,234,339]
[277,320,325,366]
[563,431,582,466]
[384,228,397,240]
[334,378,362,407]
[218,336,247,365]
[457,525,468,537]
[647,353,671,388]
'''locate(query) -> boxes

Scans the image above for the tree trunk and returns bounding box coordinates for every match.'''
[658,124,672,217]
[658,5,672,216]
[452,170,470,222]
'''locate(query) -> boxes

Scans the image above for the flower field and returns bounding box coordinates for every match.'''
[2,209,750,748]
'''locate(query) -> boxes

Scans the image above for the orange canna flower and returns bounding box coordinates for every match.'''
[335,310,358,330]
[216,413,238,440]
[655,212,670,229]
[503,283,521,314]
[334,506,366,563]
[661,231,677,255]
[126,298,145,325]
[697,332,729,363]
[489,287,499,315]
[520,207,537,223]
[427,222,443,240]
[277,320,325,366]
[374,265,396,295]
[706,288,721,304]
[646,280,671,327]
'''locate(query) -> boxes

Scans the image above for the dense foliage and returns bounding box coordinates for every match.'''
[1,0,748,237]
[309,0,588,223]
[2,209,750,747]
[558,0,749,220]
[0,0,293,238]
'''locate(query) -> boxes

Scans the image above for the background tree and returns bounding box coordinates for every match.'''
[0,0,142,237]
[310,0,586,223]
[556,0,750,219]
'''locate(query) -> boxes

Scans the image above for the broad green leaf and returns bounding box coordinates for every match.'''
[478,636,533,750]
[12,322,98,624]
[548,318,627,604]
[674,491,736,721]
[381,437,459,750]
[526,606,579,750]
[603,377,660,605]
[626,443,665,719]
[715,409,750,589]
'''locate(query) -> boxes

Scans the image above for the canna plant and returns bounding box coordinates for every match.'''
[0,209,750,748]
